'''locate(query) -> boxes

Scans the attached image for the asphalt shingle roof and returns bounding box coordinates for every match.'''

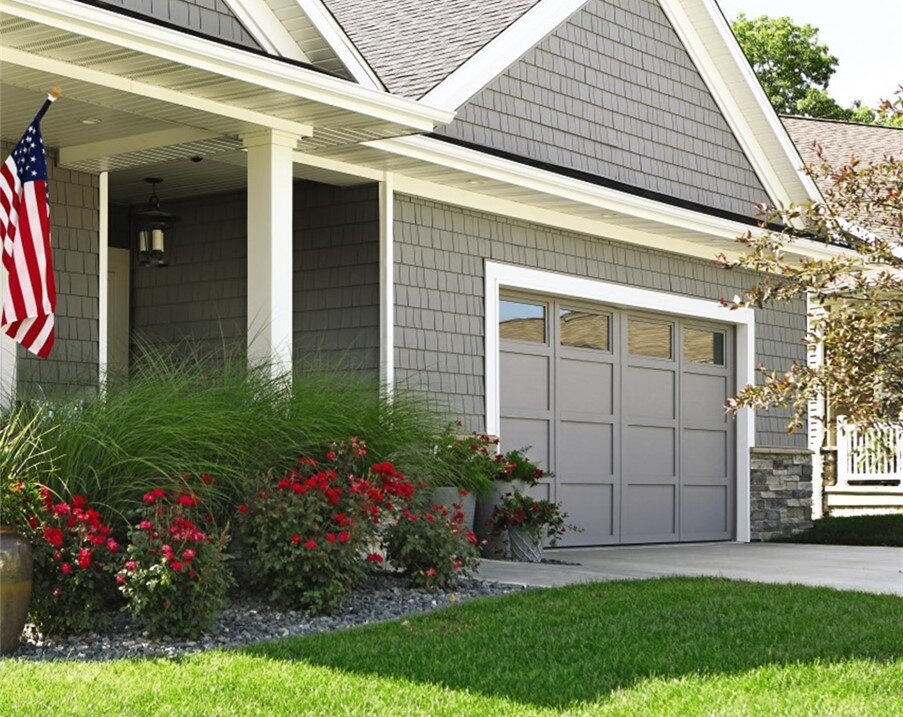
[782,116,903,168]
[322,0,541,98]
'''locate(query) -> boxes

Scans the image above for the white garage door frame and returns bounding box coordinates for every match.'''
[484,260,756,542]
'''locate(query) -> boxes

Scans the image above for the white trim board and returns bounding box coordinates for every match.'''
[223,0,310,62]
[97,171,109,386]
[483,260,756,542]
[379,173,395,391]
[420,0,586,110]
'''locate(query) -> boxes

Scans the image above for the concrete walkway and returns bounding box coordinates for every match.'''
[478,543,903,596]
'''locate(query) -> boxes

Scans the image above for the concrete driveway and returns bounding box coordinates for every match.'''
[478,542,903,596]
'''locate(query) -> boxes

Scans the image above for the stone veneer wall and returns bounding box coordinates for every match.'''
[749,448,813,541]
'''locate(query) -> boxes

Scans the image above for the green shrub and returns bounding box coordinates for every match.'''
[116,481,232,638]
[430,429,498,495]
[27,490,121,636]
[240,440,417,613]
[0,408,52,532]
[25,344,449,525]
[384,496,481,590]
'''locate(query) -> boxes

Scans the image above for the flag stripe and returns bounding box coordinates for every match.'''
[1,104,56,358]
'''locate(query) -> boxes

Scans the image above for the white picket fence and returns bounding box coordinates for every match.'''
[828,418,903,514]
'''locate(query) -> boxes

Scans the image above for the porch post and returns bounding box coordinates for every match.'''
[0,264,15,408]
[242,130,297,380]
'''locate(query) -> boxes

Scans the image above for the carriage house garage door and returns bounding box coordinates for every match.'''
[499,293,735,546]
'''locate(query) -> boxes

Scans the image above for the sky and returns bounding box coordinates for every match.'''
[716,0,903,109]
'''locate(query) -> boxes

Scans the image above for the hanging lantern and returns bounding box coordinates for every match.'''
[133,177,179,267]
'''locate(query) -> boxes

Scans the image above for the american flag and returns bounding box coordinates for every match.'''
[0,96,57,358]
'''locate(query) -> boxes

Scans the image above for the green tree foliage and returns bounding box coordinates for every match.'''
[732,14,900,125]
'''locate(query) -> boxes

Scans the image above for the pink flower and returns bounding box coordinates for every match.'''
[106,538,120,553]
[138,520,154,531]
[60,562,72,575]
[325,451,337,461]
[116,575,126,585]
[124,561,137,572]
[182,549,196,562]
[425,568,436,578]
[53,502,70,515]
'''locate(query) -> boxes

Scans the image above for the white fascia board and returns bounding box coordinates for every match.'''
[223,0,310,62]
[661,0,822,208]
[421,0,587,111]
[8,0,453,131]
[483,260,755,541]
[366,135,849,262]
[295,0,385,90]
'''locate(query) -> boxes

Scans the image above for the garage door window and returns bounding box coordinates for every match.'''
[684,328,725,365]
[628,319,672,359]
[500,300,546,343]
[560,309,610,351]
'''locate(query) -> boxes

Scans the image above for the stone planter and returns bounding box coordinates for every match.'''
[508,524,545,563]
[475,480,526,559]
[0,526,33,656]
[430,487,477,529]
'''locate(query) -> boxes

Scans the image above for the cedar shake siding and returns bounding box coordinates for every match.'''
[393,193,806,448]
[95,0,262,49]
[129,183,379,372]
[436,0,771,219]
[0,141,101,399]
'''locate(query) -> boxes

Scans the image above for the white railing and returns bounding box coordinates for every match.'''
[836,417,903,488]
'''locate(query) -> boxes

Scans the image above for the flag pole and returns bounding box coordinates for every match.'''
[33,87,62,123]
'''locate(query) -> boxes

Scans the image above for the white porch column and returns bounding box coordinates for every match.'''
[379,172,395,393]
[0,263,16,408]
[242,130,297,379]
[98,171,109,388]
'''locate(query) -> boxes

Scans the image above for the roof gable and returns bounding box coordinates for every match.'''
[435,0,771,219]
[321,0,540,98]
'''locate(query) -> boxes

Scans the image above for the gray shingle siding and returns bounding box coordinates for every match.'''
[130,183,379,372]
[436,0,771,219]
[2,142,100,398]
[96,0,261,49]
[394,193,806,448]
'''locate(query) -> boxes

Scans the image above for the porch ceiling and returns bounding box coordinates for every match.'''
[0,1,452,173]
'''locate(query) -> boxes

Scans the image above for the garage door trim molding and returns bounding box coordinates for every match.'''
[484,260,756,542]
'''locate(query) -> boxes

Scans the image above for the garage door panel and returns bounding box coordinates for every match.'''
[624,425,675,478]
[624,366,675,419]
[501,352,550,412]
[622,484,677,541]
[558,421,614,477]
[680,485,729,539]
[557,483,616,545]
[558,359,614,416]
[681,429,728,479]
[500,417,550,471]
[682,372,729,425]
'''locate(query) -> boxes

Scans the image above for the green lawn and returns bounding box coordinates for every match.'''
[2,578,901,716]
[777,514,903,547]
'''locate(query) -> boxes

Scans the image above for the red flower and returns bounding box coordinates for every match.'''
[106,538,120,553]
[124,561,137,572]
[332,513,350,527]
[188,570,198,580]
[170,560,183,572]
[77,549,93,569]
[177,494,200,507]
[138,520,153,531]
[182,549,196,562]
[325,533,336,543]
[116,575,126,585]
[453,559,462,570]
[143,488,166,504]
[237,504,249,514]
[425,568,436,578]
[200,473,213,485]
[43,527,64,547]
[465,531,477,545]
[304,539,317,550]
[338,532,350,543]
[60,562,72,575]
[458,488,470,497]
[366,553,384,563]
[325,451,337,461]
[290,534,301,544]
[71,494,88,509]
[277,478,292,491]
[53,502,70,515]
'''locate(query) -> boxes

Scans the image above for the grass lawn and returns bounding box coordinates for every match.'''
[777,514,903,547]
[2,578,901,716]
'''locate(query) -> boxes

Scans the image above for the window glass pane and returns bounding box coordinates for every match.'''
[628,319,672,359]
[560,309,610,351]
[684,328,725,365]
[499,300,545,343]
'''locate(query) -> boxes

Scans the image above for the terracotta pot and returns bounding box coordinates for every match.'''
[475,480,526,559]
[0,526,33,656]
[508,525,545,563]
[429,487,477,529]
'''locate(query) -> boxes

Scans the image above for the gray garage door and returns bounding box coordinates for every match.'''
[499,292,734,545]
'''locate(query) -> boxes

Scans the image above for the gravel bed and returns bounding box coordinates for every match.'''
[12,576,522,662]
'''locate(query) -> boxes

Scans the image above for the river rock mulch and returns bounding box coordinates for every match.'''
[12,576,522,662]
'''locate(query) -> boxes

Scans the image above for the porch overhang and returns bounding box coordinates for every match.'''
[0,0,454,172]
